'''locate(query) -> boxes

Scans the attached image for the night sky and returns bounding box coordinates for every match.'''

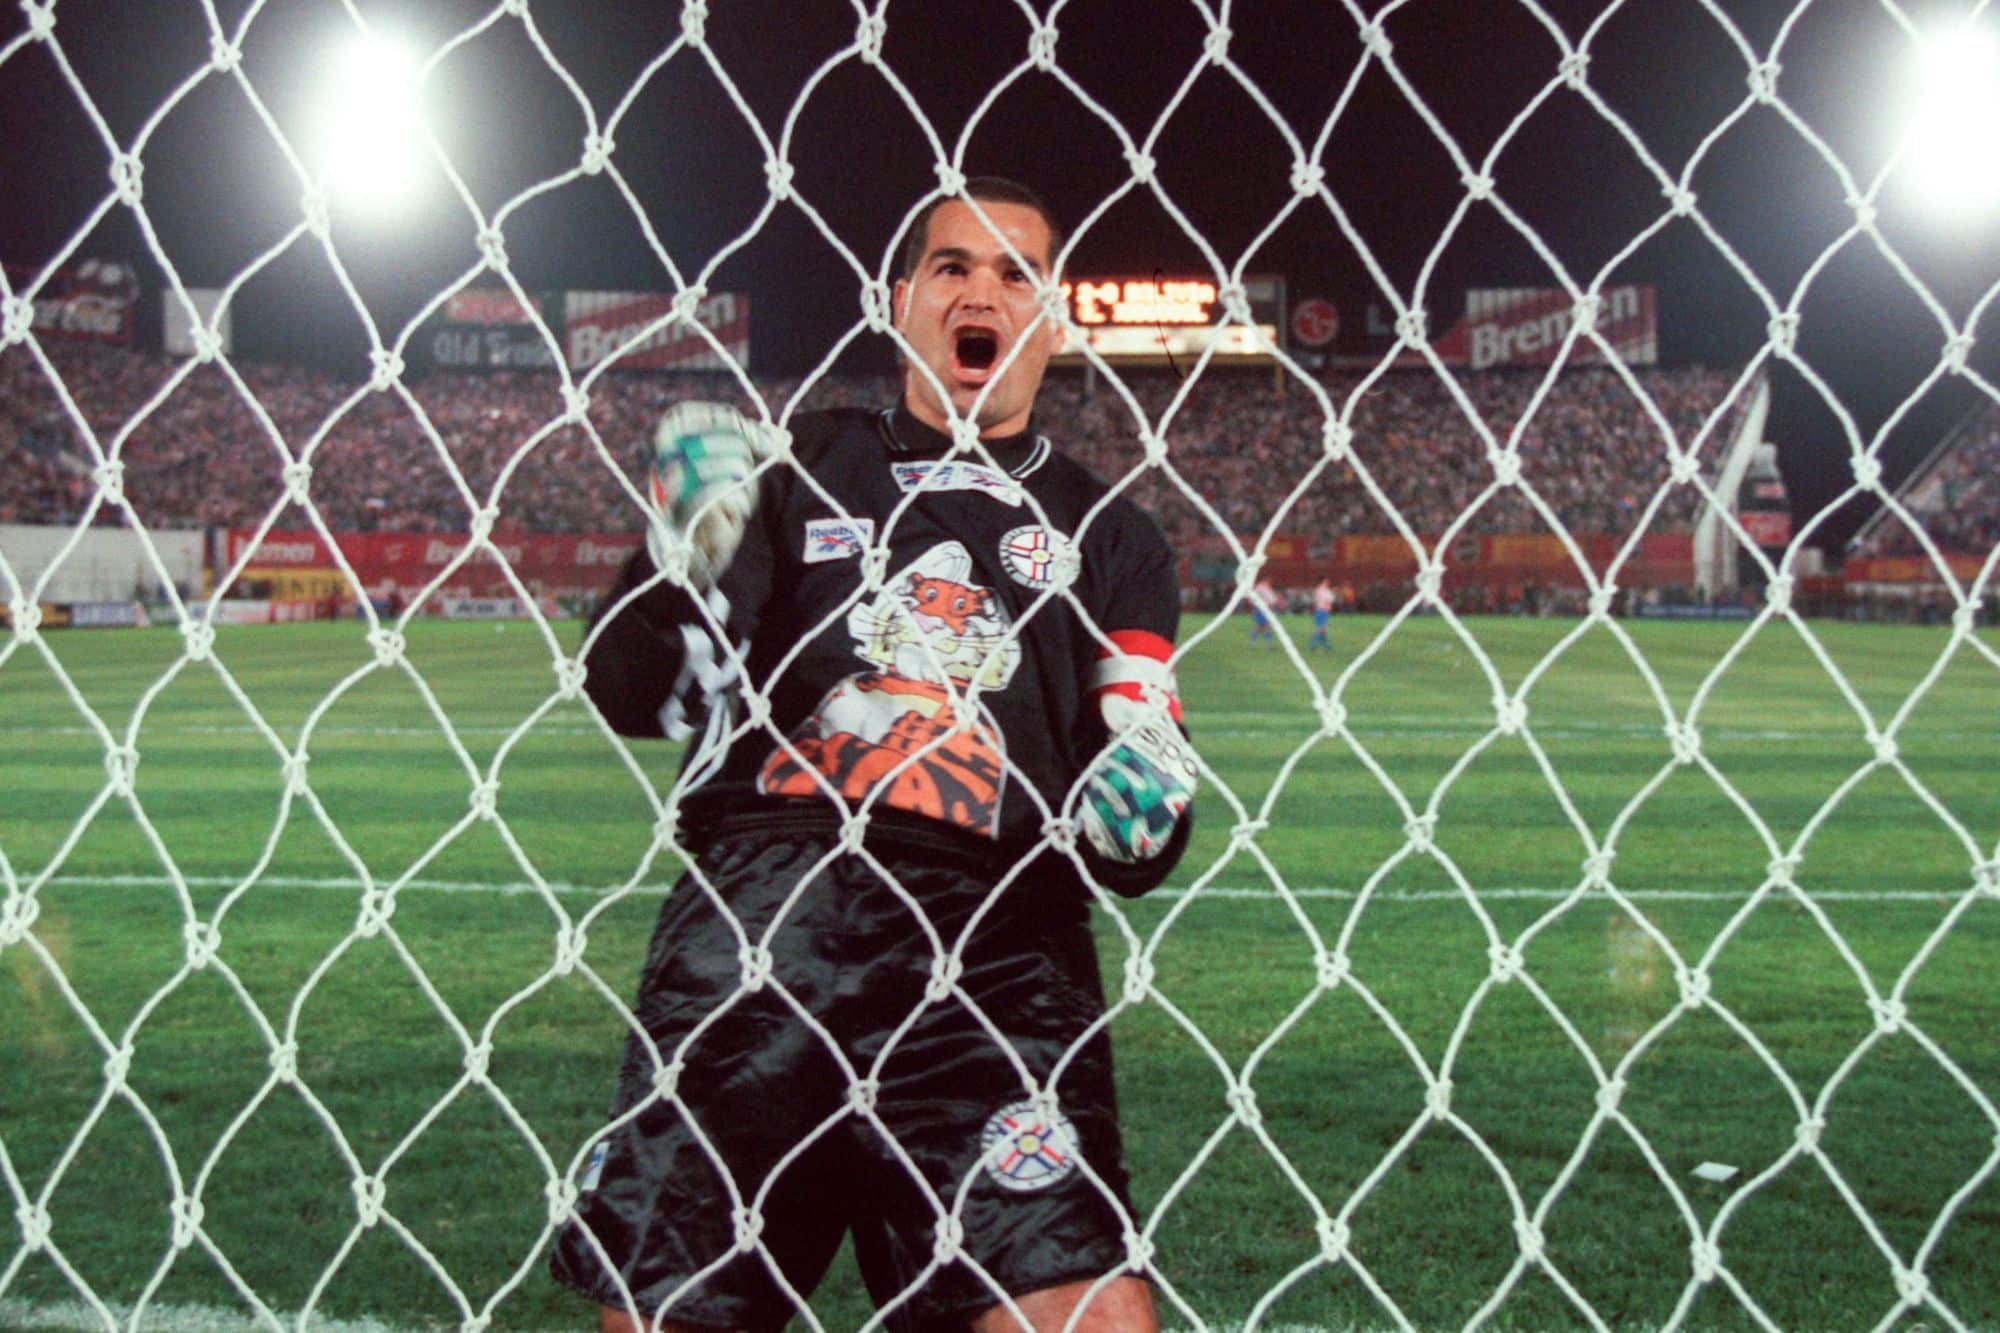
[2,0,1995,554]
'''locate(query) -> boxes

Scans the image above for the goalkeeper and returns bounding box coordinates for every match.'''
[552,178,1194,1333]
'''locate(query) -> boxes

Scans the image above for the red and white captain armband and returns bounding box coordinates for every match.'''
[1078,631,1198,864]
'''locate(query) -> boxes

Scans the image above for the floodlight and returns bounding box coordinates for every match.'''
[311,30,430,218]
[1900,22,2000,220]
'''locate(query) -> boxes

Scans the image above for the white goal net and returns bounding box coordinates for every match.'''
[2,2,1996,1331]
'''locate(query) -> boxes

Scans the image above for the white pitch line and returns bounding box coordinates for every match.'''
[30,874,1972,903]
[0,1298,417,1333]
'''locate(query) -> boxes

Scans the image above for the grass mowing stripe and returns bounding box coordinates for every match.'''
[0,1298,417,1332]
[35,874,1977,903]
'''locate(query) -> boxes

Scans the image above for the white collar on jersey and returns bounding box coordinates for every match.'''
[879,405,1052,480]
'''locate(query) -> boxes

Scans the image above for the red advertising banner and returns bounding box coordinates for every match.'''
[1216,530,1694,590]
[1844,555,1986,584]
[226,529,641,600]
[6,259,138,344]
[1417,286,1657,370]
[563,290,750,371]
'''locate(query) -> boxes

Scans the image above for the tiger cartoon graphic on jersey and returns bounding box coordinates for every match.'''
[759,542,1020,836]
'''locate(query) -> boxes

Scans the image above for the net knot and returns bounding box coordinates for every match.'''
[1942,333,1973,374]
[1765,854,1800,888]
[1794,1116,1823,1151]
[367,628,406,667]
[1289,160,1325,198]
[301,188,331,240]
[1493,696,1526,735]
[1123,954,1155,1002]
[1952,603,1978,636]
[1867,731,1898,765]
[1226,1084,1263,1127]
[500,0,528,16]
[669,285,707,326]
[1027,23,1058,71]
[366,349,405,392]
[9,598,42,643]
[560,384,591,424]
[1567,293,1602,337]
[208,34,241,73]
[1512,1217,1545,1265]
[1460,171,1494,202]
[352,1175,386,1228]
[951,416,981,450]
[1487,944,1524,983]
[1594,1078,1625,1114]
[1138,428,1168,465]
[183,921,221,970]
[459,1042,493,1083]
[580,132,613,175]
[1403,813,1437,854]
[189,323,222,362]
[170,1195,205,1249]
[1559,51,1590,89]
[932,1215,964,1264]
[2,295,31,346]
[1394,308,1428,348]
[102,1043,133,1090]
[553,656,586,699]
[1746,59,1781,104]
[1414,560,1443,600]
[468,505,497,544]
[1359,20,1392,58]
[1975,860,2000,900]
[1764,574,1793,613]
[1202,23,1231,63]
[1125,1230,1156,1272]
[1665,721,1700,765]
[469,780,500,820]
[110,152,144,206]
[552,923,588,975]
[1042,816,1076,854]
[1230,818,1269,846]
[1424,1077,1453,1118]
[1689,1238,1721,1283]
[16,1203,51,1252]
[1316,1216,1350,1261]
[93,459,126,506]
[731,1205,762,1252]
[1315,951,1350,990]
[1676,967,1710,1010]
[740,690,772,728]
[739,943,774,991]
[653,1059,683,1099]
[1850,454,1882,489]
[1218,283,1250,325]
[281,459,313,505]
[355,887,394,937]
[1486,449,1521,486]
[680,0,708,47]
[859,279,896,334]
[1235,553,1267,586]
[461,1316,492,1333]
[1663,183,1697,217]
[847,1077,879,1114]
[1322,418,1352,459]
[0,891,41,945]
[104,744,138,796]
[1666,448,1701,485]
[1123,149,1156,184]
[925,954,963,1003]
[180,618,215,663]
[838,810,870,854]
[1766,312,1799,357]
[764,158,795,201]
[544,1176,579,1226]
[1868,996,1906,1033]
[1318,697,1348,735]
[1894,1265,1930,1308]
[476,225,509,274]
[1582,851,1614,886]
[855,14,887,64]
[1846,193,1878,231]
[268,1041,298,1082]
[1587,586,1616,618]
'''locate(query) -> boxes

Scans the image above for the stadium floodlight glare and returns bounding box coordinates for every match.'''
[310,30,430,218]
[1898,21,2000,221]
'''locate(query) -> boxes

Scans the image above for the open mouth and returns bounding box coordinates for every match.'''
[953,327,1000,380]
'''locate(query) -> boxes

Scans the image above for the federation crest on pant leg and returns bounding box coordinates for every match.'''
[981,1101,1082,1192]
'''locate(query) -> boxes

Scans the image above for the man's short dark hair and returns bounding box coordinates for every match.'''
[899,176,1065,279]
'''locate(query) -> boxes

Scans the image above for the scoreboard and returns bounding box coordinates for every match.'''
[1050,274,1286,363]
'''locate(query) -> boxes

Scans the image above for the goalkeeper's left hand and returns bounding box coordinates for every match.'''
[1078,715,1199,864]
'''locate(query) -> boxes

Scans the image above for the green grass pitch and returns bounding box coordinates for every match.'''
[1,612,1995,1331]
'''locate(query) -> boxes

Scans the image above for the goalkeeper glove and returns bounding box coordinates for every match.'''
[645,401,770,583]
[1078,713,1199,864]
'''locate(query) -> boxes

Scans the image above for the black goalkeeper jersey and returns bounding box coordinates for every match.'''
[583,403,1190,894]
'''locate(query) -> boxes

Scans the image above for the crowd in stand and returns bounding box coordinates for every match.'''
[3,342,1758,546]
[1848,402,2000,561]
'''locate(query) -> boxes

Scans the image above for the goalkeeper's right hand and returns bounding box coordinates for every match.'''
[645,401,770,583]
